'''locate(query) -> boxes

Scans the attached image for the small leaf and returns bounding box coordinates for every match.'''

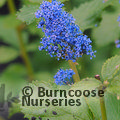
[101,55,120,81]
[17,5,39,25]
[0,46,19,64]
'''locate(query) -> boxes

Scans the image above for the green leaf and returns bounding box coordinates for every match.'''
[17,5,39,25]
[26,42,39,52]
[92,0,120,46]
[27,21,44,36]
[0,46,19,64]
[3,14,21,28]
[0,0,6,7]
[0,16,28,48]
[19,81,73,120]
[85,97,101,120]
[71,78,102,90]
[107,75,120,95]
[71,0,114,31]
[19,79,97,120]
[105,92,120,120]
[64,78,102,120]
[84,92,120,120]
[0,64,27,101]
[101,55,120,82]
[35,72,54,82]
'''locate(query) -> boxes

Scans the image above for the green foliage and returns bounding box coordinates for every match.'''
[92,0,120,47]
[71,0,114,31]
[101,55,120,82]
[71,78,102,90]
[105,92,120,120]
[0,15,28,48]
[17,78,102,120]
[17,5,39,25]
[0,64,27,101]
[0,0,120,119]
[107,75,120,95]
[0,46,19,64]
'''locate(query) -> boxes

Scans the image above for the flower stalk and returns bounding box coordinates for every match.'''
[68,60,80,82]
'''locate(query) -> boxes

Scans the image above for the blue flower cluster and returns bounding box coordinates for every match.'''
[117,15,120,26]
[35,0,96,62]
[103,0,107,3]
[115,40,120,48]
[54,69,75,85]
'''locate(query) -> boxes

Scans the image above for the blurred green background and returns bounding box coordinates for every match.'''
[0,0,120,119]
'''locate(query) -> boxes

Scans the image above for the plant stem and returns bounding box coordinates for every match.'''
[7,0,16,14]
[99,84,107,120]
[100,97,107,120]
[17,26,34,82]
[68,60,80,82]
[7,0,34,82]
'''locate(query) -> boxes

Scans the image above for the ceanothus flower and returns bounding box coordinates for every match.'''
[103,0,108,3]
[115,40,120,48]
[117,15,120,26]
[54,69,75,85]
[35,0,96,62]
